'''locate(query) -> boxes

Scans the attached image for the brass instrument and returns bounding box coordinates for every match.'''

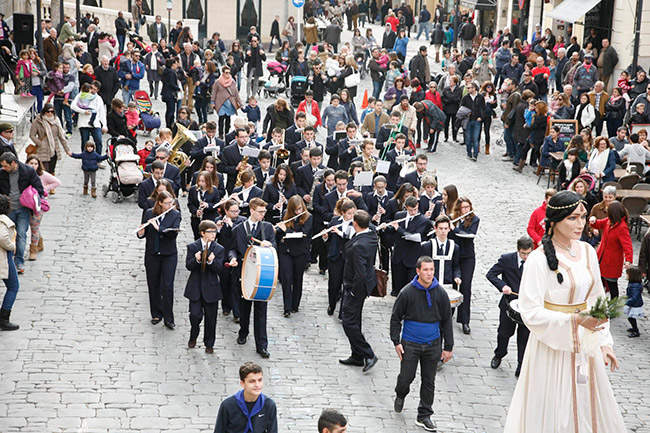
[399,160,417,178]
[169,123,197,174]
[272,129,290,168]
[234,155,249,188]
[362,155,377,173]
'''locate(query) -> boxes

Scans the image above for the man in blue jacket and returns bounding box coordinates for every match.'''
[118,50,145,104]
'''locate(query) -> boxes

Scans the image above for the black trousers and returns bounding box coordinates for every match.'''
[279,252,309,312]
[456,256,475,325]
[602,277,619,300]
[144,253,177,325]
[220,267,234,315]
[239,298,268,350]
[395,339,442,420]
[327,257,345,311]
[311,236,328,271]
[218,115,231,138]
[494,303,530,364]
[189,296,219,348]
[444,113,457,141]
[483,116,492,149]
[391,260,416,296]
[229,266,244,319]
[190,216,201,240]
[378,240,391,273]
[341,287,375,360]
[164,99,176,129]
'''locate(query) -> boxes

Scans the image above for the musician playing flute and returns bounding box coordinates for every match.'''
[184,220,225,354]
[276,197,313,318]
[312,169,336,275]
[228,198,276,359]
[187,171,221,240]
[137,191,182,329]
[262,163,297,223]
[418,176,442,221]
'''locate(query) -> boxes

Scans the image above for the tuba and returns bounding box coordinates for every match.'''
[234,155,249,188]
[169,123,197,173]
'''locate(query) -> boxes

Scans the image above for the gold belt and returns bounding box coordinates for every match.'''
[544,301,587,314]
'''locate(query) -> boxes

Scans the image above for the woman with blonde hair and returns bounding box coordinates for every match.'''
[262,97,295,137]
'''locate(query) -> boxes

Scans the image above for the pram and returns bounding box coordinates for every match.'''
[128,31,151,54]
[288,76,308,108]
[133,90,161,135]
[263,61,287,98]
[102,137,144,203]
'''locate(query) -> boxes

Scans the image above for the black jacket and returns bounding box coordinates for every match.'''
[189,136,225,169]
[145,163,182,196]
[323,189,367,222]
[276,214,313,256]
[184,239,224,303]
[449,215,480,259]
[245,46,266,77]
[343,230,378,297]
[460,93,486,121]
[232,185,263,218]
[441,85,462,115]
[386,147,413,191]
[107,110,131,139]
[137,208,181,255]
[253,166,275,189]
[218,143,260,193]
[382,31,397,50]
[312,183,334,229]
[368,57,387,83]
[409,54,430,85]
[388,212,431,267]
[0,162,45,199]
[214,394,278,433]
[215,215,246,258]
[187,186,221,221]
[295,163,325,197]
[228,220,277,261]
[262,182,297,222]
[95,65,120,105]
[161,67,181,102]
[486,251,523,309]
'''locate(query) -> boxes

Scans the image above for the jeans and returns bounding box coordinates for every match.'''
[504,126,516,157]
[1,251,19,310]
[416,22,430,40]
[466,120,481,157]
[83,171,97,187]
[134,21,140,35]
[31,85,44,112]
[54,99,73,134]
[164,98,176,128]
[117,34,125,53]
[372,80,383,100]
[122,88,136,104]
[359,13,367,27]
[79,128,103,154]
[395,339,442,420]
[9,208,30,269]
[494,67,504,88]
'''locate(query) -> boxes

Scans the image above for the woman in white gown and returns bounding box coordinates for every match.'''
[504,190,626,433]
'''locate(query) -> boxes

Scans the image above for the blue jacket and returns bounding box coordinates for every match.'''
[241,105,262,123]
[419,9,431,23]
[71,150,109,171]
[540,136,565,167]
[626,282,644,308]
[118,59,146,90]
[494,47,512,70]
[392,37,409,57]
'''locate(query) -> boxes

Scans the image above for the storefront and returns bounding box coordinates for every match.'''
[546,0,614,47]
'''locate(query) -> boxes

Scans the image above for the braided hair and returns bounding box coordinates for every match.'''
[542,191,585,284]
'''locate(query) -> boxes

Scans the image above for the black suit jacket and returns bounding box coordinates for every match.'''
[386,148,414,191]
[218,143,260,193]
[145,163,182,195]
[215,215,247,259]
[191,171,226,198]
[253,166,275,189]
[228,220,277,261]
[486,251,523,308]
[284,124,303,162]
[323,190,368,222]
[400,170,424,190]
[137,177,157,209]
[388,212,431,267]
[137,208,181,255]
[184,239,224,303]
[343,231,378,297]
[232,185,263,218]
[276,214,313,256]
[189,136,225,169]
[312,183,334,229]
[187,186,221,221]
[325,135,340,170]
[326,216,352,262]
[262,182,298,222]
[420,238,461,285]
[449,215,480,259]
[290,160,307,180]
[365,192,394,225]
[337,138,357,172]
[419,193,442,217]
[375,125,409,152]
[295,163,326,197]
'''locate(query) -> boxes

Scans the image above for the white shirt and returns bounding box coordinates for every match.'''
[435,237,448,253]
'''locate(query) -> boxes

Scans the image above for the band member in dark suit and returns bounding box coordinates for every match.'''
[215,199,246,320]
[346,162,373,198]
[285,112,307,162]
[366,175,394,272]
[337,122,361,172]
[351,140,379,174]
[324,171,368,220]
[145,147,182,196]
[189,121,225,172]
[253,150,275,189]
[399,154,429,190]
[232,169,263,218]
[184,220,224,354]
[218,127,259,193]
[432,184,458,220]
[262,163,297,223]
[420,215,461,287]
[292,126,323,163]
[324,198,356,316]
[142,179,177,214]
[276,196,313,317]
[227,198,277,358]
[312,169,336,275]
[339,210,379,372]
[325,121,347,170]
[387,196,431,296]
[449,196,480,335]
[385,133,414,192]
[486,236,533,377]
[138,160,167,209]
[137,191,182,329]
[385,183,418,223]
[191,156,226,198]
[295,147,326,206]
[376,111,409,154]
[418,176,442,220]
[263,127,289,167]
[187,171,221,240]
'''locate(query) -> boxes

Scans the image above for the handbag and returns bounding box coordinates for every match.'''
[344,72,361,88]
[281,29,289,37]
[19,185,49,214]
[371,268,388,297]
[25,143,37,156]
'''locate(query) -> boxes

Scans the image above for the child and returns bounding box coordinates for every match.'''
[15,49,33,97]
[548,91,561,117]
[628,103,650,126]
[385,60,401,90]
[441,49,452,71]
[377,48,390,69]
[77,84,98,127]
[548,58,557,94]
[125,101,140,139]
[524,99,537,128]
[624,265,643,338]
[558,148,580,190]
[45,62,66,104]
[70,141,109,198]
[241,96,261,127]
[359,97,376,124]
[138,140,154,168]
[617,71,631,95]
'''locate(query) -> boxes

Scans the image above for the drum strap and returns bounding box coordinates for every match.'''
[430,239,455,285]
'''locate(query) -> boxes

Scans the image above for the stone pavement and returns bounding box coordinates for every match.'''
[1,21,649,433]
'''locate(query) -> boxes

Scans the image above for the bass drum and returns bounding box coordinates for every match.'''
[443,286,463,308]
[506,299,524,325]
[241,245,279,301]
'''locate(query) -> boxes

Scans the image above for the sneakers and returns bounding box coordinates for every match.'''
[415,417,437,432]
[394,396,404,413]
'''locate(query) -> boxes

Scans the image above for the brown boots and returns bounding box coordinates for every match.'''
[91,188,97,198]
[29,244,37,261]
[37,237,43,252]
[513,160,525,173]
[83,186,88,195]
[485,143,490,155]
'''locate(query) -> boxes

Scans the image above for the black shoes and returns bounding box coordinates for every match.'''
[394,396,404,413]
[234,317,240,324]
[327,306,334,316]
[339,356,364,366]
[223,310,231,316]
[515,364,522,378]
[462,324,471,334]
[491,356,502,369]
[237,337,247,345]
[164,322,175,330]
[363,355,379,372]
[205,347,214,354]
[284,311,291,318]
[415,417,437,432]
[257,348,270,358]
[151,318,162,325]
[188,339,196,349]
[629,331,640,338]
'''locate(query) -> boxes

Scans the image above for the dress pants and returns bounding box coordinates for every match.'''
[378,240,390,273]
[279,252,308,312]
[395,339,442,420]
[327,258,345,312]
[456,256,475,325]
[220,267,234,314]
[229,266,243,318]
[189,296,218,348]
[495,304,530,364]
[341,287,375,360]
[391,260,416,296]
[238,298,268,350]
[144,253,177,324]
[311,236,328,271]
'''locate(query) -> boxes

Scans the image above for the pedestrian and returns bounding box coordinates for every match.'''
[118,49,145,104]
[416,5,431,41]
[597,38,618,89]
[487,236,533,377]
[623,265,643,338]
[317,409,347,433]
[29,104,71,174]
[269,15,280,52]
[480,81,497,155]
[0,194,19,330]
[71,82,108,154]
[460,82,485,161]
[390,255,453,432]
[69,141,109,198]
[213,362,278,433]
[244,36,266,99]
[392,28,409,63]
[282,17,296,46]
[441,76,462,143]
[25,156,59,260]
[143,43,164,100]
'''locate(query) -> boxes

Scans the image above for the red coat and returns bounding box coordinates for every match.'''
[386,16,399,32]
[527,202,547,248]
[296,99,322,128]
[425,90,442,110]
[592,217,634,279]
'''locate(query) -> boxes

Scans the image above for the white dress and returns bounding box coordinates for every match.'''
[504,242,626,433]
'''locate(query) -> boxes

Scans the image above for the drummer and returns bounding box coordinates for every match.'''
[485,236,533,378]
[227,198,276,359]
[420,215,461,290]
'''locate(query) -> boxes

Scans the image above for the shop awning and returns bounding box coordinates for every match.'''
[460,0,497,11]
[546,0,601,23]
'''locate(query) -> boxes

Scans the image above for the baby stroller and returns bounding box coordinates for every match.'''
[263,61,287,98]
[289,76,308,108]
[128,31,151,54]
[567,173,597,192]
[134,90,161,135]
[102,137,144,203]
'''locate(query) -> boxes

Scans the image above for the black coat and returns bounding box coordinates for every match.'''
[228,220,277,261]
[232,185,263,219]
[262,182,298,222]
[161,67,181,103]
[343,231,378,297]
[145,163,182,196]
[187,186,221,221]
[441,85,462,115]
[138,208,182,255]
[218,143,260,193]
[0,162,45,199]
[189,135,226,169]
[215,215,246,258]
[244,46,266,77]
[95,65,119,105]
[375,125,409,152]
[449,215,480,259]
[388,212,431,267]
[365,192,394,225]
[486,251,523,309]
[382,31,397,50]
[295,163,326,197]
[325,135,341,170]
[184,239,224,303]
[323,189,367,222]
[400,170,425,190]
[107,110,131,139]
[385,148,413,191]
[276,214,313,256]
[312,183,334,229]
[337,138,357,172]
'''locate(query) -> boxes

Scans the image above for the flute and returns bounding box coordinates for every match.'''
[274,211,307,228]
[426,210,475,237]
[133,206,175,234]
[311,221,346,240]
[377,216,408,231]
[212,191,242,209]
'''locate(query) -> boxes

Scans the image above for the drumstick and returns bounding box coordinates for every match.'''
[511,291,519,296]
[250,237,264,245]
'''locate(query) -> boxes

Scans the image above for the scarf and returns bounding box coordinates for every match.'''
[78,91,96,109]
[234,389,266,433]
[85,72,96,81]
[589,148,610,176]
[42,114,60,156]
[411,275,439,308]
[218,72,233,88]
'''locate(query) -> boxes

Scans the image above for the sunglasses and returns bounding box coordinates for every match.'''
[155,156,166,160]
[45,110,54,113]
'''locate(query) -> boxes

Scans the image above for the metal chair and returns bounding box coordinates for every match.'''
[601,181,622,191]
[633,183,650,190]
[619,173,641,189]
[627,162,645,176]
[622,196,648,240]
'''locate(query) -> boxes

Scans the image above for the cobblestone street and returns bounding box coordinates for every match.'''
[0,21,648,433]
